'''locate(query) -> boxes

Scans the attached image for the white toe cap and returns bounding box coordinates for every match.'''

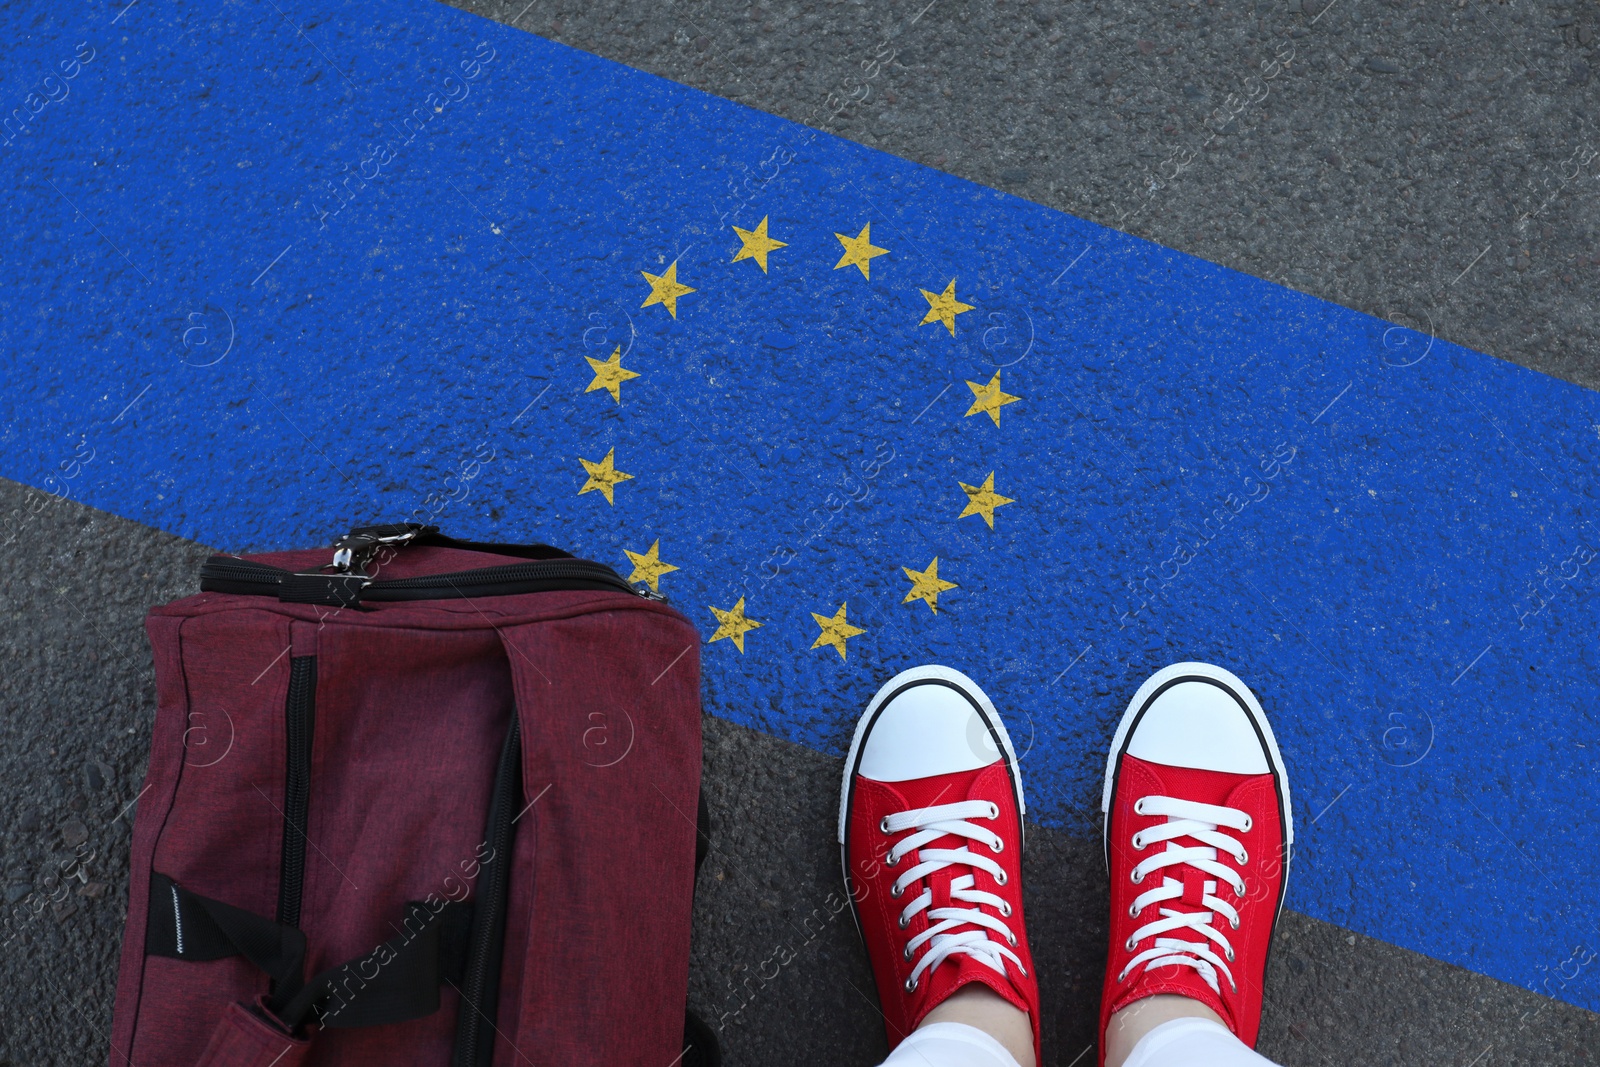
[858,680,1001,782]
[1126,678,1271,775]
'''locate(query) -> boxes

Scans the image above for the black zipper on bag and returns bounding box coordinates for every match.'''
[453,715,522,1067]
[370,560,642,599]
[276,656,317,929]
[199,557,660,605]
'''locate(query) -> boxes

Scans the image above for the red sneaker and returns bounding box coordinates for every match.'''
[839,665,1040,1064]
[1098,662,1294,1062]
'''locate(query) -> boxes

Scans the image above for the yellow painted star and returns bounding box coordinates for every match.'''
[902,557,959,614]
[731,216,787,273]
[957,471,1014,529]
[623,539,678,592]
[584,346,641,403]
[833,223,889,279]
[578,447,633,505]
[640,260,696,318]
[708,597,762,652]
[964,371,1021,426]
[920,279,974,335]
[810,602,866,660]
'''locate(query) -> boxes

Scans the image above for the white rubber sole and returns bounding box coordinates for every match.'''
[836,664,1026,848]
[1099,661,1294,855]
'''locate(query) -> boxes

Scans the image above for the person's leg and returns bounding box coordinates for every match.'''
[878,1000,1027,1067]
[1098,662,1294,1067]
[1106,997,1279,1067]
[1111,1012,1282,1067]
[920,985,1035,1060]
[840,666,1041,1067]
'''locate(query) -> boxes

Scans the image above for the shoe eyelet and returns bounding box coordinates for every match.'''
[1131,833,1145,850]
[886,852,899,867]
[890,884,903,898]
[898,913,911,929]
[1128,904,1140,918]
[1226,947,1235,962]
[1133,798,1147,815]
[1125,937,1137,951]
[881,817,892,834]
[905,976,918,993]
[1241,815,1253,832]
[994,870,1007,886]
[987,802,1000,820]
[999,901,1012,918]
[991,838,1004,854]
[1238,849,1248,864]
[1130,870,1144,885]
[1019,965,1028,978]
[1230,916,1240,929]
[1007,932,1017,947]
[904,945,914,962]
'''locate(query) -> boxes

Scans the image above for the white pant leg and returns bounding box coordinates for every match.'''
[876,1022,1024,1067]
[1124,1018,1282,1067]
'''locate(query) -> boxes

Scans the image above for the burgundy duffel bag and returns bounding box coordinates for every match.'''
[109,524,712,1066]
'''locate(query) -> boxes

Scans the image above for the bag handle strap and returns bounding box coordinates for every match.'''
[147,872,474,1035]
[146,872,306,989]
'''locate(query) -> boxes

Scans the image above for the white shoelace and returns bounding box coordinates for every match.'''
[1117,795,1252,996]
[881,799,1025,992]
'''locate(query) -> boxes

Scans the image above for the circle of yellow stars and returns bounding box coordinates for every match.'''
[579,212,1031,659]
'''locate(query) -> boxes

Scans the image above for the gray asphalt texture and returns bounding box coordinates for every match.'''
[4,0,1600,1064]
